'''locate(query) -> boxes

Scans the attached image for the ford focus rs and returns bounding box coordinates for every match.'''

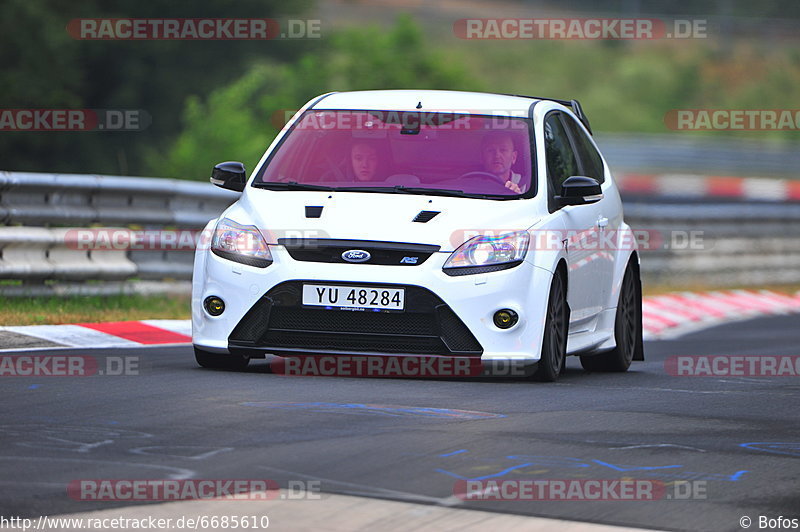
[191,89,643,381]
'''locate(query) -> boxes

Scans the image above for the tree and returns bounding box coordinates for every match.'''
[158,16,483,180]
[0,0,313,175]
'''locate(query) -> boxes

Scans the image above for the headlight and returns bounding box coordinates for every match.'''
[443,231,529,275]
[211,218,272,268]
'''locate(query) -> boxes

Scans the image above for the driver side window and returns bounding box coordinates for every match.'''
[544,113,579,196]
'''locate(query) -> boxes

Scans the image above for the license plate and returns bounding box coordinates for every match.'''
[302,284,405,311]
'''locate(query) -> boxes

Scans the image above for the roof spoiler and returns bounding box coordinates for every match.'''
[505,94,593,135]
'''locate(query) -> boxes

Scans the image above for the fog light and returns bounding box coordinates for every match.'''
[204,296,225,316]
[493,309,518,329]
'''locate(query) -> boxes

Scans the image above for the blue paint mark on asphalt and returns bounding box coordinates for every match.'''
[28,384,40,389]
[436,463,540,481]
[440,449,468,457]
[727,470,749,481]
[740,442,800,457]
[434,450,750,482]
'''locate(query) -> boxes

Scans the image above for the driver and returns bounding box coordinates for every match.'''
[481,131,525,193]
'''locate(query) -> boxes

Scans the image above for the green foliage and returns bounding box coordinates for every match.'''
[446,39,800,138]
[0,0,313,175]
[5,4,800,178]
[157,16,481,180]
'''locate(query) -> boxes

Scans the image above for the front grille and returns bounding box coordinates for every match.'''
[278,238,440,266]
[229,281,482,356]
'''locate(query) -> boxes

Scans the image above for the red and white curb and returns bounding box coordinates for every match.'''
[642,289,800,340]
[617,173,800,201]
[1,290,798,351]
[0,320,191,351]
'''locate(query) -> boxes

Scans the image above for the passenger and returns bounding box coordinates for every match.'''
[350,142,380,182]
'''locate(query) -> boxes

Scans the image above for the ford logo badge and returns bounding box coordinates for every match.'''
[342,249,371,263]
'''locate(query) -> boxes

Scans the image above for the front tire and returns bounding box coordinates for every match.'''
[580,260,642,372]
[194,347,250,371]
[533,271,568,382]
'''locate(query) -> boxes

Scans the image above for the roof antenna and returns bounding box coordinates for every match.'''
[416,101,422,109]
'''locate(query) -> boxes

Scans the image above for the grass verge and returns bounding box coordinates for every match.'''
[1,285,797,326]
[0,294,191,326]
[642,283,800,297]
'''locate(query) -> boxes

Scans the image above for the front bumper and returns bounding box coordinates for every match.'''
[192,244,554,365]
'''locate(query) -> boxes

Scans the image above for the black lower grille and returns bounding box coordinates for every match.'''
[269,307,435,336]
[259,331,446,354]
[229,281,482,356]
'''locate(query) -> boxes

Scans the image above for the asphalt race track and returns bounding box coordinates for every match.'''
[2,315,799,531]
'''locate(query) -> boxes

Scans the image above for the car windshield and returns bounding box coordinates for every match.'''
[255,110,534,198]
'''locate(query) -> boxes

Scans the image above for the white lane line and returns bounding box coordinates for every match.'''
[611,444,706,452]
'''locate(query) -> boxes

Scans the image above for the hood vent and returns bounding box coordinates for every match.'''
[305,206,324,218]
[412,210,440,223]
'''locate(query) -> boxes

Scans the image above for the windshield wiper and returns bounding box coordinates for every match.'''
[393,186,509,199]
[391,186,470,197]
[336,185,482,198]
[254,181,334,191]
[256,182,503,199]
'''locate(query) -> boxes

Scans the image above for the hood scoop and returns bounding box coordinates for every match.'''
[305,205,324,218]
[412,210,440,223]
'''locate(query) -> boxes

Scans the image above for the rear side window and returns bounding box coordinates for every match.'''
[563,116,605,184]
[544,113,579,194]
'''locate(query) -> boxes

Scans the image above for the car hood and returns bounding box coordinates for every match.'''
[226,188,541,252]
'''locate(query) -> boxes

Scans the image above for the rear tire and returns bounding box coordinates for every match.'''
[194,347,250,371]
[533,271,568,382]
[580,260,642,372]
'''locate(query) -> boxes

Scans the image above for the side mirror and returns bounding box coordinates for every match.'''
[211,161,246,192]
[556,176,602,206]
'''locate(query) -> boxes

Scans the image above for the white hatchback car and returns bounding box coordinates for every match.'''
[192,89,643,381]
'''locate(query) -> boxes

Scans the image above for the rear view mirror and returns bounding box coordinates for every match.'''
[556,175,602,206]
[211,161,247,192]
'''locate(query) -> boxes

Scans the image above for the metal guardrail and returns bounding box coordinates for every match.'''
[0,171,238,227]
[595,133,800,178]
[0,172,237,286]
[623,201,800,286]
[1,171,798,292]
